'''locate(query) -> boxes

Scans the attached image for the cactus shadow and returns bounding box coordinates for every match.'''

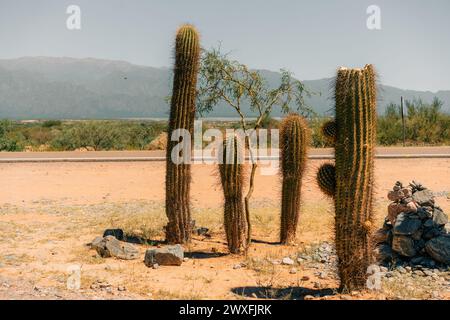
[185,251,229,259]
[231,286,336,300]
[251,239,281,245]
[123,235,165,246]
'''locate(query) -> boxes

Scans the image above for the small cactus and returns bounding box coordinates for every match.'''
[218,136,248,253]
[279,114,310,245]
[315,65,377,291]
[165,24,200,244]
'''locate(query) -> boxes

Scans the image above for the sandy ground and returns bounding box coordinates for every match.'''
[0,157,449,300]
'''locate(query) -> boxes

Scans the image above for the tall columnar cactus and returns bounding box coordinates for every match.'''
[279,114,310,245]
[165,24,200,244]
[316,65,377,291]
[218,136,248,253]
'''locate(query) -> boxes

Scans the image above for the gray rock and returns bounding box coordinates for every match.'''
[282,257,295,265]
[396,266,407,274]
[392,235,416,257]
[433,208,448,226]
[393,213,422,235]
[412,189,435,207]
[373,228,391,244]
[417,207,430,219]
[423,227,444,240]
[91,236,139,260]
[425,236,450,264]
[375,244,394,262]
[424,219,434,228]
[423,270,434,277]
[144,244,184,267]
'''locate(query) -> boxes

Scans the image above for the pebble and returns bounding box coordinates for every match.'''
[423,270,434,277]
[413,270,425,276]
[289,268,297,274]
[318,272,327,279]
[282,257,294,265]
[233,264,242,270]
[301,276,310,281]
[304,295,314,300]
[396,266,407,274]
[117,286,126,292]
[313,282,321,289]
[152,263,159,270]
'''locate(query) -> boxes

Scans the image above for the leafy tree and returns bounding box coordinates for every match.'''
[197,47,313,246]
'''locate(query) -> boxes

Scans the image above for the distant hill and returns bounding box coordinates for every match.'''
[0,57,448,119]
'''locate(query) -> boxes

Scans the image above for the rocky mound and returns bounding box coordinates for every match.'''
[375,181,450,267]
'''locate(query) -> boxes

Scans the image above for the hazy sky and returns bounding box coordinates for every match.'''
[0,0,449,91]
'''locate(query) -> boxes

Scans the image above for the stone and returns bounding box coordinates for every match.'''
[388,203,406,224]
[304,295,314,300]
[144,244,184,267]
[396,266,407,274]
[423,270,434,277]
[233,264,242,270]
[412,229,423,240]
[417,207,430,219]
[373,228,391,244]
[412,189,435,207]
[91,236,139,260]
[282,257,294,265]
[195,227,210,236]
[433,208,448,226]
[405,202,418,213]
[374,244,394,262]
[103,229,125,241]
[301,276,310,281]
[392,235,416,257]
[425,236,450,264]
[388,190,405,202]
[413,270,425,276]
[423,219,434,228]
[289,268,297,274]
[393,213,422,236]
[423,227,444,240]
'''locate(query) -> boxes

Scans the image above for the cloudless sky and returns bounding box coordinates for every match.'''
[0,0,449,91]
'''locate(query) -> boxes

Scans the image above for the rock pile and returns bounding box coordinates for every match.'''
[375,181,450,267]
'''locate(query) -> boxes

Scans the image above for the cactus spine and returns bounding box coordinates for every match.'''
[219,136,248,253]
[165,24,200,244]
[315,65,377,291]
[279,114,310,245]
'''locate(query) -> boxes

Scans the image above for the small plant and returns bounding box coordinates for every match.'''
[315,65,377,291]
[165,24,201,244]
[279,114,310,245]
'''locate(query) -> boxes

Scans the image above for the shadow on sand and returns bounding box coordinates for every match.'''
[231,286,336,300]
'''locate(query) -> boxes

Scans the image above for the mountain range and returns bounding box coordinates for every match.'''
[0,57,448,119]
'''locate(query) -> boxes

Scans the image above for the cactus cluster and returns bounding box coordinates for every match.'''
[316,65,377,291]
[165,24,200,244]
[279,114,310,245]
[218,136,248,253]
